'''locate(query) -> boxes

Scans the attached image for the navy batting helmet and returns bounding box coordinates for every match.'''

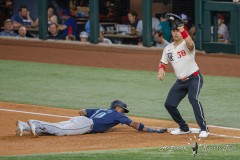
[110,100,129,113]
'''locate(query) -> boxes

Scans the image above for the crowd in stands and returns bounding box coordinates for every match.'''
[0,0,233,48]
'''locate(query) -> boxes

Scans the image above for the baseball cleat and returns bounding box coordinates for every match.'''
[170,128,190,135]
[28,120,37,137]
[16,120,24,136]
[199,131,209,138]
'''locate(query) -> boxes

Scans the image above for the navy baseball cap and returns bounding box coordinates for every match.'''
[110,100,129,113]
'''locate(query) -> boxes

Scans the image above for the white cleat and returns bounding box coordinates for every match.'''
[170,128,190,135]
[28,120,37,137]
[16,120,24,136]
[199,131,209,138]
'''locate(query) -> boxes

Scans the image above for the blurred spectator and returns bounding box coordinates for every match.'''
[48,0,62,24]
[0,19,17,37]
[11,5,36,28]
[47,23,63,40]
[48,6,58,24]
[35,5,58,27]
[189,24,196,40]
[71,1,89,18]
[69,0,84,17]
[79,31,88,42]
[99,31,112,44]
[58,8,77,40]
[211,13,230,43]
[17,26,27,38]
[153,31,169,48]
[0,0,13,26]
[127,10,138,35]
[136,18,160,36]
[233,0,239,3]
[158,12,171,42]
[179,13,191,32]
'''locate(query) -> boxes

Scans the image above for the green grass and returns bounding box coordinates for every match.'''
[0,144,239,160]
[0,60,240,128]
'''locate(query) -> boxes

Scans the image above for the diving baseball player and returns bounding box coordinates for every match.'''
[16,100,167,136]
[157,13,208,138]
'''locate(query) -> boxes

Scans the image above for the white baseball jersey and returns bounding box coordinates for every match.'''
[161,41,199,79]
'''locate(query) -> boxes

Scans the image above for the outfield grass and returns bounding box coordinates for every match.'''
[0,144,239,160]
[0,60,240,128]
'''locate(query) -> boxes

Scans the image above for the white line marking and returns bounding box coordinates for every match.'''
[208,125,240,131]
[1,108,240,139]
[209,133,240,139]
[167,127,240,139]
[0,108,72,118]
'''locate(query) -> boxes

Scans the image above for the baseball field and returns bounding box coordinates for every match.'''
[0,38,240,159]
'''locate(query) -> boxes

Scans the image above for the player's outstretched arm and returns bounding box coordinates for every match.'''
[178,26,195,51]
[129,121,167,133]
[178,26,194,50]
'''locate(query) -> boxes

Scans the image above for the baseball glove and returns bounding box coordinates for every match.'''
[165,13,185,29]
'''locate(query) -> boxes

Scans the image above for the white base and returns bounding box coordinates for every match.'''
[167,128,200,133]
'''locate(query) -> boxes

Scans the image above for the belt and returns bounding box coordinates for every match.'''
[180,71,200,81]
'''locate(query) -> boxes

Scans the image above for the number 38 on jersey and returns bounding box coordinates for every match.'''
[177,50,186,58]
[167,50,187,61]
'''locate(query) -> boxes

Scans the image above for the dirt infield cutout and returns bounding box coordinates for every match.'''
[0,102,239,156]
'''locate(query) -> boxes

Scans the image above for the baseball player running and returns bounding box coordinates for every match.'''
[157,16,208,138]
[16,100,167,136]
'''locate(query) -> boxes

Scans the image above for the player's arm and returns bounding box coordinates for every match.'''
[13,21,23,28]
[58,24,67,31]
[178,26,194,51]
[79,109,87,116]
[157,46,168,81]
[129,121,167,133]
[157,62,167,81]
[218,33,224,39]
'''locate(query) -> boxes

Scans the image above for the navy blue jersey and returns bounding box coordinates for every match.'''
[86,109,132,133]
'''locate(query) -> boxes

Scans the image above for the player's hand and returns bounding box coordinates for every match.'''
[157,69,165,81]
[147,127,167,133]
[27,11,31,19]
[156,128,167,133]
[178,25,184,32]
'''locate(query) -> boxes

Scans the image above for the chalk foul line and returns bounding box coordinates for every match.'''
[0,108,72,118]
